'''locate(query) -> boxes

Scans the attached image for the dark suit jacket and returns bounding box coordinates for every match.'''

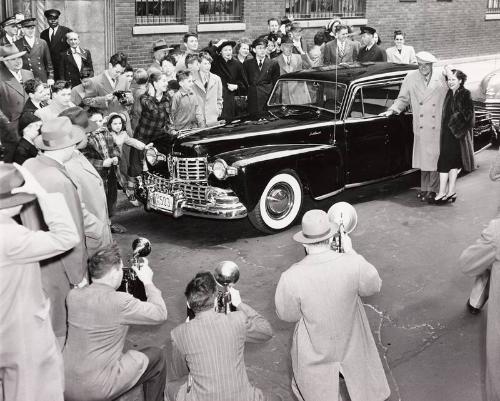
[0,65,34,161]
[14,37,54,82]
[60,48,94,87]
[171,303,273,401]
[242,57,280,117]
[40,25,72,80]
[357,44,386,62]
[18,98,41,133]
[82,71,125,116]
[323,39,359,65]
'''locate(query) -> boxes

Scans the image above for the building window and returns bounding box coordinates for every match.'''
[199,0,242,22]
[487,0,500,12]
[135,0,184,24]
[285,0,366,19]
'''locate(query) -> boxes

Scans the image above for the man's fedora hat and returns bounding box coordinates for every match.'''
[0,164,36,210]
[153,39,173,52]
[34,117,85,151]
[18,18,36,28]
[415,51,438,64]
[59,107,98,133]
[293,209,334,244]
[1,16,18,27]
[0,44,26,61]
[280,35,293,45]
[44,9,61,18]
[360,26,376,35]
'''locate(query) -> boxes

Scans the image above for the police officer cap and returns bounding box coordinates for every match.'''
[18,18,36,28]
[252,37,268,48]
[1,16,18,27]
[360,26,376,35]
[44,9,61,18]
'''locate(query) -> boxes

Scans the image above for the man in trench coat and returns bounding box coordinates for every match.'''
[0,163,79,401]
[21,117,102,344]
[382,51,449,202]
[275,209,390,401]
[460,218,500,401]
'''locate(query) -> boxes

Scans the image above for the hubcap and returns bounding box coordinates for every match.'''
[266,183,294,219]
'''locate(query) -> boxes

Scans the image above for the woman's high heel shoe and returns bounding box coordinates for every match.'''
[431,194,447,205]
[445,193,457,203]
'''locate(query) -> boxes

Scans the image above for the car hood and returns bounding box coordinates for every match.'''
[474,68,500,101]
[154,107,335,158]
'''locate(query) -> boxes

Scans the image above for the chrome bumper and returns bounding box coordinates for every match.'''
[139,172,247,220]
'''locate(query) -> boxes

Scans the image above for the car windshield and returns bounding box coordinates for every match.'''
[268,80,347,114]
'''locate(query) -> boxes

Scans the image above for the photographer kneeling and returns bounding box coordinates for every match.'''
[63,242,168,401]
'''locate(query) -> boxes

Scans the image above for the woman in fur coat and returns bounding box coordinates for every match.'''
[433,69,475,204]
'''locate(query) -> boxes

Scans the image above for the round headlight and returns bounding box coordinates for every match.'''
[146,148,158,165]
[212,159,228,180]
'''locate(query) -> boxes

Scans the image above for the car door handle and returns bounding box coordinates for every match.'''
[309,131,322,136]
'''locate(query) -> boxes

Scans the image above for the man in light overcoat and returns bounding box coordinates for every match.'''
[460,218,500,401]
[0,163,79,401]
[275,209,390,401]
[383,51,449,202]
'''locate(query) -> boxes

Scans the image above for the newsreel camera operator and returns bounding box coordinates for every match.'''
[275,208,390,401]
[167,269,275,401]
[63,242,168,401]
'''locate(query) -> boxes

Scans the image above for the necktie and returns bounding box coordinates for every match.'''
[338,44,345,60]
[286,56,290,66]
[258,60,263,70]
[50,28,55,43]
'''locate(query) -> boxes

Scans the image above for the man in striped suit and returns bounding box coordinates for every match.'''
[168,270,274,401]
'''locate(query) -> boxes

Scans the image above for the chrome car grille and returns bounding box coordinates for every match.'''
[475,101,500,125]
[171,157,208,181]
[145,172,209,205]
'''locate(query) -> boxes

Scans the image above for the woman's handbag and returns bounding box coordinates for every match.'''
[234,95,248,116]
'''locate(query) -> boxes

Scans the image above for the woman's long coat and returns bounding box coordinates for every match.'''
[390,69,449,171]
[445,86,476,172]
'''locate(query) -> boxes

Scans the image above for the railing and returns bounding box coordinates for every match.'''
[135,0,184,24]
[285,0,366,19]
[487,0,500,13]
[199,0,242,22]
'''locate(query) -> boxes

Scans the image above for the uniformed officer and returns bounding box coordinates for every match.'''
[381,51,451,202]
[0,16,19,46]
[356,26,385,62]
[15,18,54,85]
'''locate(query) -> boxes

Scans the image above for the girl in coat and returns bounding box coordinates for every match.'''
[434,69,475,204]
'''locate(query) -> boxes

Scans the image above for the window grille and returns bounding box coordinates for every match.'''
[487,0,500,12]
[199,0,242,23]
[285,0,366,20]
[135,0,184,24]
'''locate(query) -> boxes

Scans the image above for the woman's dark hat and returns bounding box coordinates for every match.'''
[217,40,236,52]
[44,9,61,18]
[0,164,36,210]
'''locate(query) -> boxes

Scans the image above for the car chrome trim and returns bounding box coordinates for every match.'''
[314,187,345,200]
[232,145,334,167]
[182,122,343,145]
[345,168,419,188]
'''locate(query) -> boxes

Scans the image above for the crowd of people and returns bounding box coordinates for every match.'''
[0,6,497,401]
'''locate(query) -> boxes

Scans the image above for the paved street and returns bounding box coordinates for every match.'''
[113,147,499,401]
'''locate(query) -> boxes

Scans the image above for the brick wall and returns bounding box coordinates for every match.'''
[115,0,500,69]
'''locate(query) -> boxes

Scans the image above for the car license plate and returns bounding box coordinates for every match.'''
[152,192,174,212]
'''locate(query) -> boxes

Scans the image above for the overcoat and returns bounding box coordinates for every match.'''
[276,53,303,75]
[40,25,72,80]
[0,65,34,161]
[21,154,89,337]
[0,192,79,401]
[63,282,168,401]
[460,219,500,401]
[445,86,475,173]
[385,45,417,64]
[323,39,359,65]
[389,69,448,171]
[59,47,94,87]
[65,150,112,256]
[192,71,223,127]
[13,137,38,164]
[275,250,390,401]
[243,57,280,117]
[357,44,386,62]
[14,36,54,82]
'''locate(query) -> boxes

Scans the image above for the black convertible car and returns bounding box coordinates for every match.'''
[138,62,495,233]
